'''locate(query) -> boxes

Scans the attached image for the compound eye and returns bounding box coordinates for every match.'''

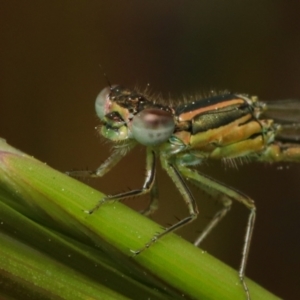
[131,108,175,146]
[95,86,111,120]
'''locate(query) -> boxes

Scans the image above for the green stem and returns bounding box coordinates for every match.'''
[0,138,280,300]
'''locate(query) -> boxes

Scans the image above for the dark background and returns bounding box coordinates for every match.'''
[1,1,300,299]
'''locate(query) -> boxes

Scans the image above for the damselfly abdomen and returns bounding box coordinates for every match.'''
[69,85,300,300]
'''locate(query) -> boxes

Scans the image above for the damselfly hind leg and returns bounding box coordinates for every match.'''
[130,154,254,298]
[179,165,255,300]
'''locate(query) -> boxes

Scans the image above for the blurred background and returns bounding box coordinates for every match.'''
[1,1,300,298]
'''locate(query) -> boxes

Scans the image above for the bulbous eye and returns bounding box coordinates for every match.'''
[131,108,175,146]
[95,86,111,120]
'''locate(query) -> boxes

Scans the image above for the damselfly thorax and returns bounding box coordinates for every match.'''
[69,85,300,300]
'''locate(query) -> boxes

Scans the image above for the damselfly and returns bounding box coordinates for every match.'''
[69,84,300,299]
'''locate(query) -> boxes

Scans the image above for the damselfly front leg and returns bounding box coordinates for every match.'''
[67,141,135,179]
[69,146,158,214]
[89,148,156,214]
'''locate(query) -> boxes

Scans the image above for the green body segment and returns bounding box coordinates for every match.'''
[170,93,300,163]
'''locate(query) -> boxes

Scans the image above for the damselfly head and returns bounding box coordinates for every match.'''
[95,85,176,146]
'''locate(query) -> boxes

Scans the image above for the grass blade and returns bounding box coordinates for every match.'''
[0,138,280,299]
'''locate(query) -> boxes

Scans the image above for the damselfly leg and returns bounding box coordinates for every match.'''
[175,164,255,299]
